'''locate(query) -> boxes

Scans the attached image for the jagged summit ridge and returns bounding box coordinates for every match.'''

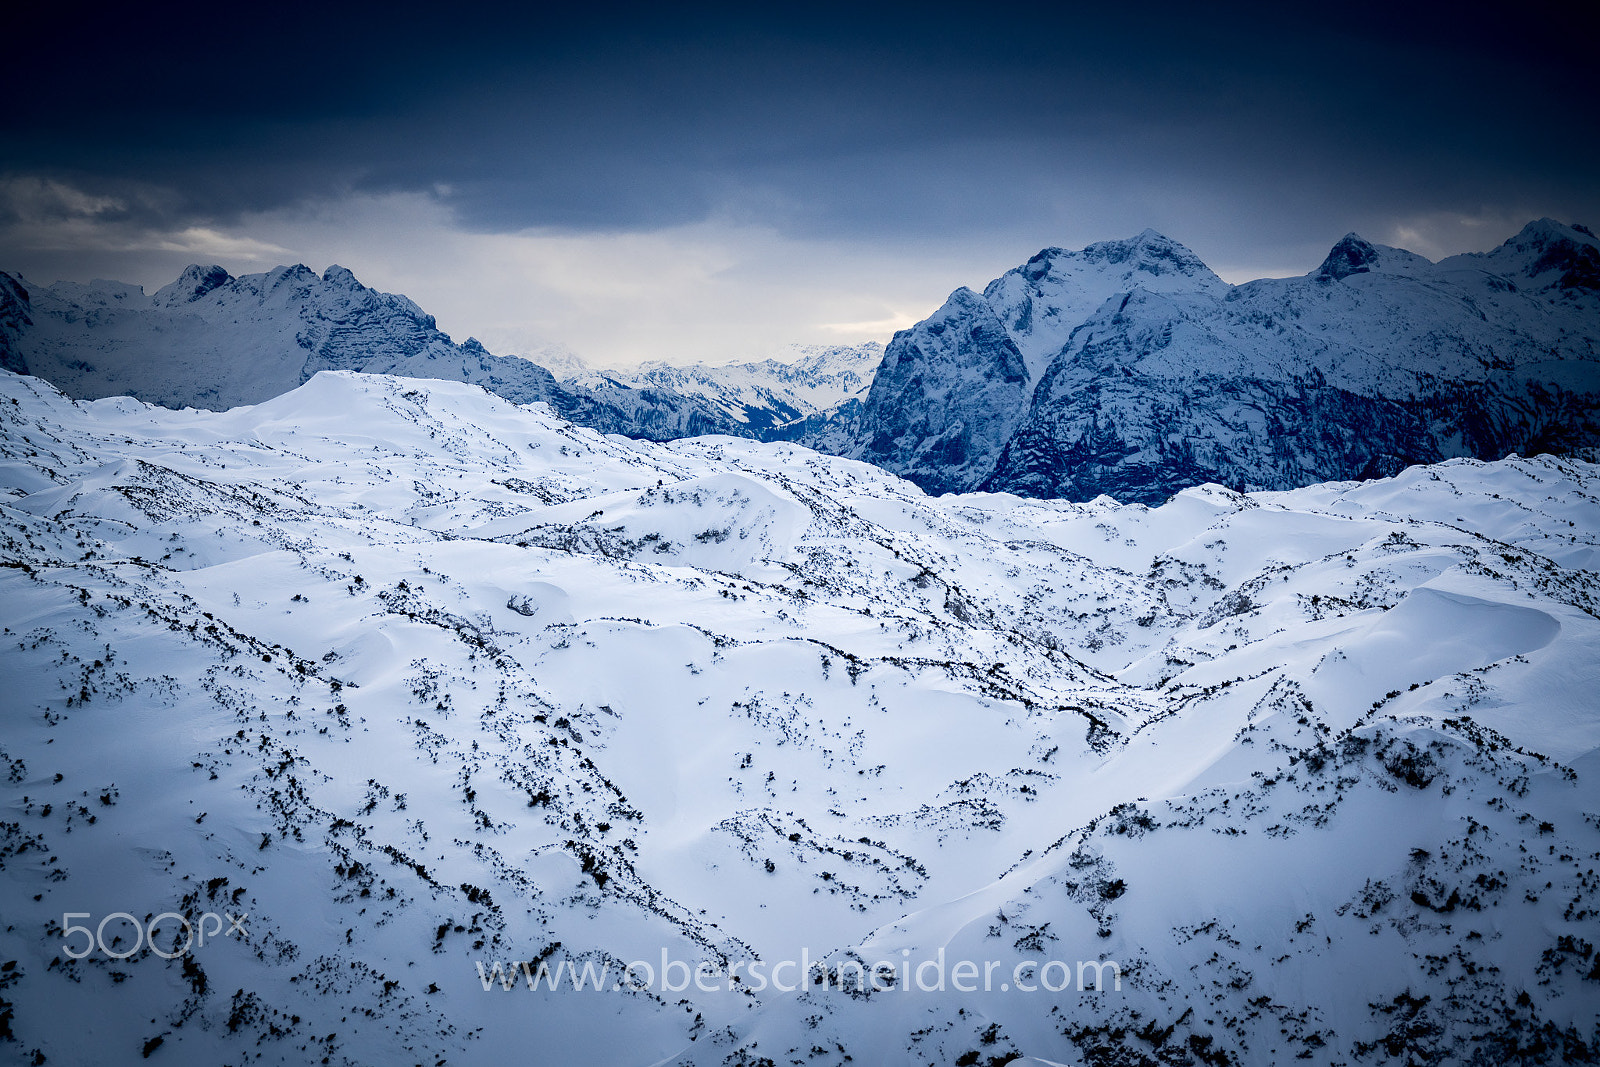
[320,263,363,288]
[847,230,1248,495]
[1076,227,1217,276]
[981,230,1228,382]
[0,261,507,409]
[1313,234,1437,282]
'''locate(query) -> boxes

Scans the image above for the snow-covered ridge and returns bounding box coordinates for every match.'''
[1,367,1596,1064]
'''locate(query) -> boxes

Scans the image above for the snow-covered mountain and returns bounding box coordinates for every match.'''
[849,221,1600,502]
[569,342,881,437]
[0,262,756,442]
[0,265,878,448]
[1,263,561,411]
[2,366,1597,1065]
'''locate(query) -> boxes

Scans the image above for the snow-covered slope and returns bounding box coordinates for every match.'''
[1,367,1596,1065]
[851,221,1600,503]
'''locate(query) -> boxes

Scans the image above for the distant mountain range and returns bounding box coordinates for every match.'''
[3,218,1597,503]
[555,342,880,439]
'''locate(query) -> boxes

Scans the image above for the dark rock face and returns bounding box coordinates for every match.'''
[153,264,233,306]
[851,288,1031,496]
[1528,235,1600,292]
[979,369,1600,505]
[1317,234,1380,281]
[0,272,32,375]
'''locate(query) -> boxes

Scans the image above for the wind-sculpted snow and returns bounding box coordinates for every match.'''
[853,220,1600,503]
[0,369,1597,1065]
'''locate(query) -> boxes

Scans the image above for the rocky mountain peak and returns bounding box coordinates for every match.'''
[152,263,233,307]
[1316,234,1381,281]
[1511,219,1600,290]
[1509,216,1594,249]
[321,264,363,288]
[1436,218,1600,294]
[1081,228,1214,278]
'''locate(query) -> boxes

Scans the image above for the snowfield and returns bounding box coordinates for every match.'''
[0,369,1597,1066]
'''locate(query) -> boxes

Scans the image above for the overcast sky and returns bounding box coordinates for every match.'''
[4,1,1597,367]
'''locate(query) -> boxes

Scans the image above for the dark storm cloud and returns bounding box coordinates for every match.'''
[5,1,1598,256]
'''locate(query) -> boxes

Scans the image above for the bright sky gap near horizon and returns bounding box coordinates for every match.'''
[4,1,1597,368]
